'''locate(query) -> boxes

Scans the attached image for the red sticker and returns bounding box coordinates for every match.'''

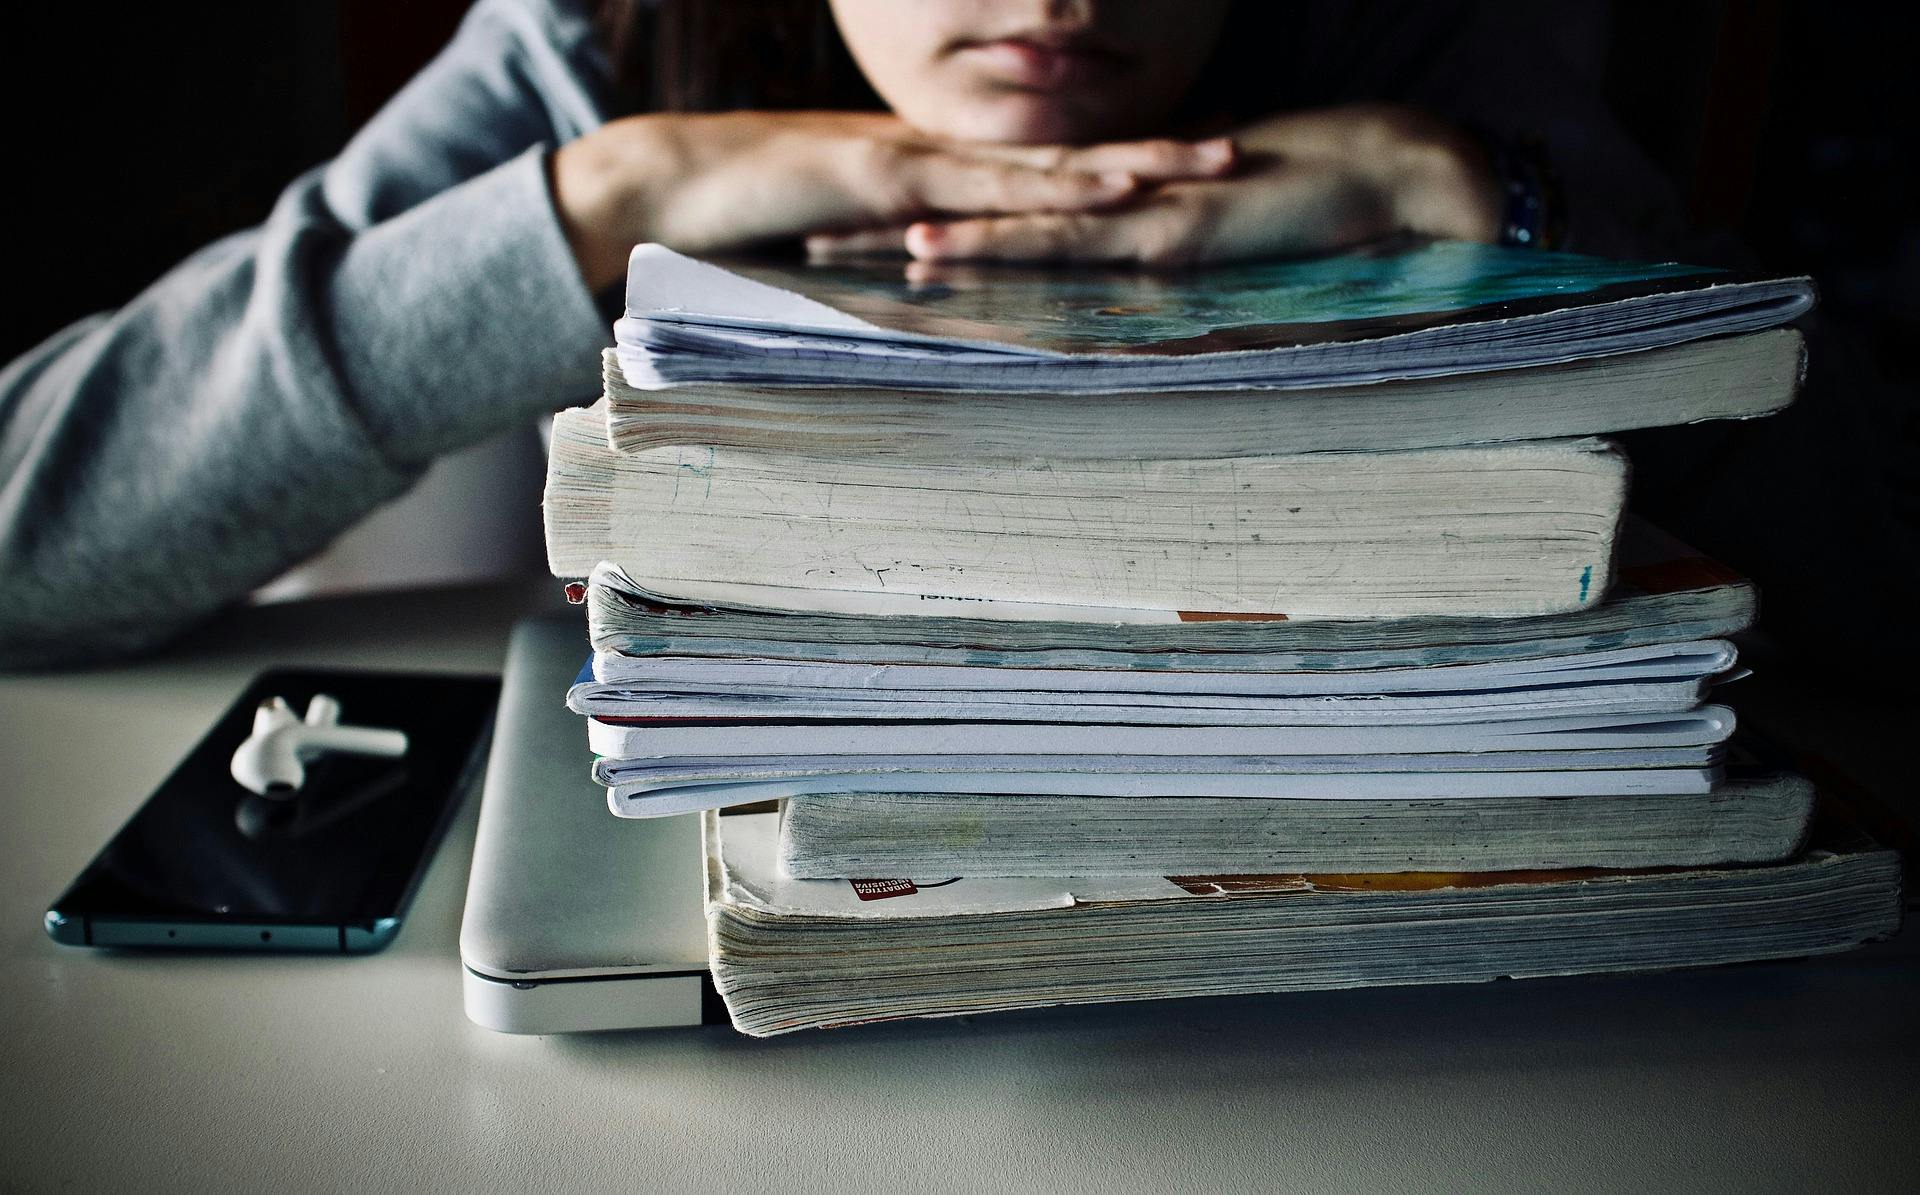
[849,878,918,901]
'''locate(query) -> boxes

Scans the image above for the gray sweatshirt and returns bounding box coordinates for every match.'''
[0,0,616,668]
[0,0,1696,669]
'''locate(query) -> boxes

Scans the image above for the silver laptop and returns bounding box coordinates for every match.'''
[460,614,711,1033]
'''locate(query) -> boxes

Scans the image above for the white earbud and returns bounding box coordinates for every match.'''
[229,694,408,797]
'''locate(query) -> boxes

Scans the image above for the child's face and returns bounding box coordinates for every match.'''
[829,0,1233,144]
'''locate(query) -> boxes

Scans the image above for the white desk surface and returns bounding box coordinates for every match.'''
[3,582,1915,1192]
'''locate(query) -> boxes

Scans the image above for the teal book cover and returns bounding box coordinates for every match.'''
[724,239,1739,354]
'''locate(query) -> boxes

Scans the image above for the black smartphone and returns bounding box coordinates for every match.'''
[46,668,499,953]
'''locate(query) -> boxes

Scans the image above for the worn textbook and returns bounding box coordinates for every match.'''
[777,770,1814,878]
[547,405,1627,619]
[586,705,1736,764]
[704,810,1900,1037]
[600,330,1804,458]
[580,518,1756,658]
[595,726,1732,818]
[575,636,1736,703]
[612,239,1813,396]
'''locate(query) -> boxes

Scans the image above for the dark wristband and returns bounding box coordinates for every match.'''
[1487,133,1565,250]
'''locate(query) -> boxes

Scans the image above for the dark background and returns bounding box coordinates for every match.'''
[0,1,473,361]
[1,1,1914,683]
[3,1,1915,382]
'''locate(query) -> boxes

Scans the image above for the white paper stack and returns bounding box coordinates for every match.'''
[538,243,1900,1037]
[703,811,1899,1037]
[570,523,1755,828]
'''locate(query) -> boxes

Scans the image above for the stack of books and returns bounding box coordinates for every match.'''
[543,241,1900,1037]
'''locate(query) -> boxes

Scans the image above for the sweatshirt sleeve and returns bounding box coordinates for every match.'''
[0,0,612,669]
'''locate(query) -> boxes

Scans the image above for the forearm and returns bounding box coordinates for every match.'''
[0,150,606,669]
[1367,5,1690,260]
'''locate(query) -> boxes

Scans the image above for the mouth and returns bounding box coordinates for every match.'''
[949,31,1135,91]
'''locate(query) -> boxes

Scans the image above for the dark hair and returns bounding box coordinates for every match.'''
[595,0,1286,126]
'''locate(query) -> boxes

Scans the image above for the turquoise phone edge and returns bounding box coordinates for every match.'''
[45,910,402,953]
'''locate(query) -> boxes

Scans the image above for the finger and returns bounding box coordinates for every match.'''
[906,212,1136,264]
[961,137,1236,181]
[900,154,1138,215]
[902,260,999,289]
[907,204,1208,267]
[805,227,911,261]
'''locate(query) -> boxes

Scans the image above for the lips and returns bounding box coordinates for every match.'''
[956,36,1130,90]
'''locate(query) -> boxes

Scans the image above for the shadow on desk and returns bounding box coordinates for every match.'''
[164,578,572,672]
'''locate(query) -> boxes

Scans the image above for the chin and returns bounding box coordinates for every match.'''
[914,94,1128,145]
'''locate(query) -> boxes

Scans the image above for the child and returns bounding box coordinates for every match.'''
[0,0,1701,667]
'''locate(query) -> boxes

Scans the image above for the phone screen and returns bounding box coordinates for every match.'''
[47,669,499,952]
